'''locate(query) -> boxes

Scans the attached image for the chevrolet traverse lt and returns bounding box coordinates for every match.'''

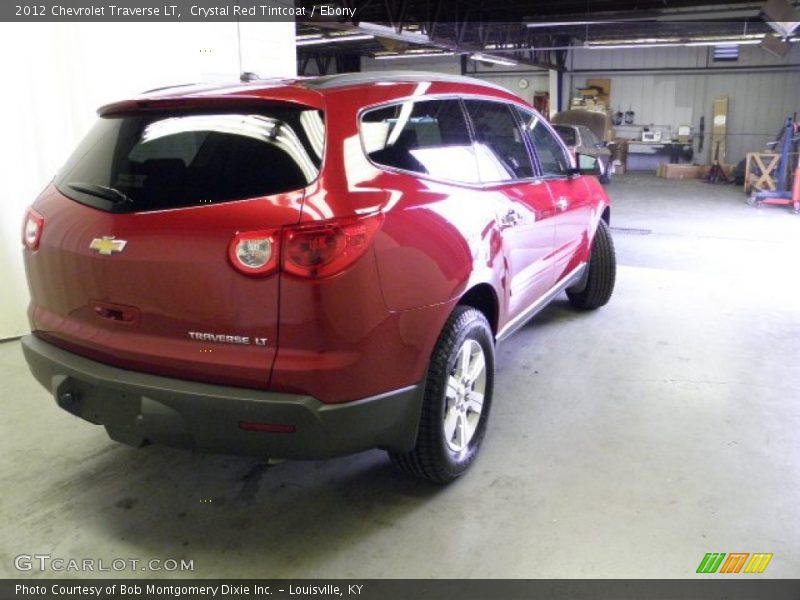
[21,72,615,483]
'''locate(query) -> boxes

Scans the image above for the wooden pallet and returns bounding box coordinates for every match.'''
[744,152,799,194]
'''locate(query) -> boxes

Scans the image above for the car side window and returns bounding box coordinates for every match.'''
[360,99,480,184]
[515,108,573,177]
[463,100,534,182]
[581,126,602,148]
[553,125,576,147]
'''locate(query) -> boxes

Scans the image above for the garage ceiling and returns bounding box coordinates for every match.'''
[295,0,794,71]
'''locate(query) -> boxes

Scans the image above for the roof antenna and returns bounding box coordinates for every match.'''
[240,72,260,82]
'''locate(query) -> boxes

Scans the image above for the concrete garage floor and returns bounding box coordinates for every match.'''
[1,174,799,579]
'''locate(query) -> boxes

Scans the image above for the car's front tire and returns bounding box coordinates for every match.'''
[389,306,494,484]
[567,219,616,309]
[597,157,611,184]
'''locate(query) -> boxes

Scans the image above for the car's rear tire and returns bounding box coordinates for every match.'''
[567,219,616,310]
[389,306,494,484]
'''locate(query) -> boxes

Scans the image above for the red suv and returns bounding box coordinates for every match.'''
[21,71,615,483]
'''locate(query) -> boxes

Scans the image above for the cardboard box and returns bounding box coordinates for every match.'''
[586,78,611,107]
[656,163,735,179]
[587,78,611,95]
[657,163,702,179]
[677,125,691,144]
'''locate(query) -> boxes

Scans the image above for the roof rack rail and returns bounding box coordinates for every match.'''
[141,82,200,94]
[301,71,509,94]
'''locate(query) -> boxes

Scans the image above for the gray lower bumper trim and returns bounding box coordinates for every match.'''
[21,335,424,459]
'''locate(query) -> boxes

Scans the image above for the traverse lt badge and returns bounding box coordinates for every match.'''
[89,236,127,255]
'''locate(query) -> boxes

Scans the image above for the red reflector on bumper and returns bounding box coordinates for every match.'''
[238,421,296,433]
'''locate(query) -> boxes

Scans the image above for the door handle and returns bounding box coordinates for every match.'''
[555,196,570,211]
[498,208,523,229]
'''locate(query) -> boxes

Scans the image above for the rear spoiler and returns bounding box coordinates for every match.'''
[98,87,325,116]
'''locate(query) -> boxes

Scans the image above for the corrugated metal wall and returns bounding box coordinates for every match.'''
[567,45,800,165]
[360,56,549,105]
[571,43,799,70]
[357,44,799,166]
[361,55,461,74]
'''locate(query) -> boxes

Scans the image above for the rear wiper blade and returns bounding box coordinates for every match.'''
[68,183,132,205]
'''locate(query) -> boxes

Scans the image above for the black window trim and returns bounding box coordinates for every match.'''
[514,104,578,181]
[357,93,557,189]
[56,106,327,214]
[460,97,538,185]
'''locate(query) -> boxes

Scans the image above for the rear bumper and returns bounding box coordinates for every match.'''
[21,335,424,459]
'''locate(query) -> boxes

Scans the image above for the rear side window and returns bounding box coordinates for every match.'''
[55,108,324,213]
[463,100,534,182]
[360,99,480,184]
[516,107,573,177]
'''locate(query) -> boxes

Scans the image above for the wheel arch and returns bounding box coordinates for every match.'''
[457,283,499,337]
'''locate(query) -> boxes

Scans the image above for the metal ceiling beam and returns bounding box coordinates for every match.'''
[297,0,781,72]
[523,2,764,24]
[299,18,562,70]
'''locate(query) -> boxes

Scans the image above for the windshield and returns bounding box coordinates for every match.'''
[55,107,325,213]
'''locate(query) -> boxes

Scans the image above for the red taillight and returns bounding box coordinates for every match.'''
[283,213,384,279]
[228,229,280,276]
[22,208,44,251]
[228,213,383,279]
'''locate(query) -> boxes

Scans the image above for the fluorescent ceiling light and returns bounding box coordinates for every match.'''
[484,43,532,51]
[525,8,759,25]
[527,20,615,27]
[586,43,683,49]
[586,34,773,49]
[296,34,374,46]
[469,53,518,66]
[685,39,762,46]
[358,21,431,43]
[374,51,455,59]
[653,8,760,21]
[588,40,763,49]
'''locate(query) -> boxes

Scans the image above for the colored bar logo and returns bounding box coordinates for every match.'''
[697,553,773,574]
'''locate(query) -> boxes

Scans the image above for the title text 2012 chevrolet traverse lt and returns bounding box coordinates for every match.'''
[21,72,615,483]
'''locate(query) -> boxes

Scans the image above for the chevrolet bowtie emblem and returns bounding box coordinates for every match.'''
[89,236,128,255]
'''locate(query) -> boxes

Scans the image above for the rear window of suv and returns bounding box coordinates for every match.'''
[55,107,324,213]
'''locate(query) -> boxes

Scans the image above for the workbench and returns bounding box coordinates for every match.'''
[626,141,694,172]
